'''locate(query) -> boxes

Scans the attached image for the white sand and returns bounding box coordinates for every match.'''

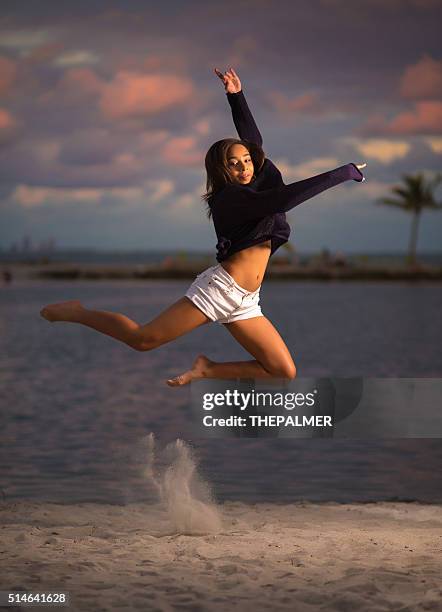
[1,500,441,611]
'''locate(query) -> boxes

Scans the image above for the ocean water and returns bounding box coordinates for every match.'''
[1,279,441,504]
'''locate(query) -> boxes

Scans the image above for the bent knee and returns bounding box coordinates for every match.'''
[268,361,297,380]
[282,363,297,380]
[131,341,151,352]
[129,330,162,352]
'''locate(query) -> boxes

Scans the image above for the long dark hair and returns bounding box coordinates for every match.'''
[202,138,265,218]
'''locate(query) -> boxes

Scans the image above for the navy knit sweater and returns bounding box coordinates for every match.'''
[208,90,364,263]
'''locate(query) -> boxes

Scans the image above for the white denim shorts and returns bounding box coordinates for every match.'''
[185,263,263,324]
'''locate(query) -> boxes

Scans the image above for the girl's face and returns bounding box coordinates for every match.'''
[226,144,254,185]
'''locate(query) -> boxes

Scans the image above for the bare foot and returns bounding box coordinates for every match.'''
[166,354,212,387]
[40,300,84,323]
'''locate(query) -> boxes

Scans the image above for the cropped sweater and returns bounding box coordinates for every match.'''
[208,90,364,263]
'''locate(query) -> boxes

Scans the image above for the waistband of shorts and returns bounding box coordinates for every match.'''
[212,263,261,296]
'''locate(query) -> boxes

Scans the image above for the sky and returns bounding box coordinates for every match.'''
[0,0,441,254]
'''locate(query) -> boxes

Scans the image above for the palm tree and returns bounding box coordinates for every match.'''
[282,241,299,265]
[377,172,442,265]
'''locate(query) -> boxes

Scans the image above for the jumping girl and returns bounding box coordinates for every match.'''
[40,67,366,386]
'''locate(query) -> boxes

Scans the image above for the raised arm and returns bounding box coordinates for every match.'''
[212,163,365,222]
[214,67,263,147]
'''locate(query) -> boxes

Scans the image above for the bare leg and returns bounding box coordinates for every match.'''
[40,297,211,351]
[167,353,277,386]
[41,300,142,346]
[40,302,296,385]
[167,316,296,386]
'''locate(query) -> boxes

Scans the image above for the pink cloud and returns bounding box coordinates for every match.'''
[11,184,145,208]
[162,136,204,167]
[361,101,442,136]
[59,67,103,96]
[0,108,15,130]
[0,57,17,96]
[400,55,442,100]
[388,101,442,135]
[266,90,324,116]
[99,71,195,120]
[115,53,186,73]
[26,42,65,65]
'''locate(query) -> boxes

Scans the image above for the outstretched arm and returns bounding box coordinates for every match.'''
[214,67,263,147]
[212,163,366,222]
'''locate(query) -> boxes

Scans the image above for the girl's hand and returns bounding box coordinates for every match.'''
[355,162,367,182]
[214,67,242,94]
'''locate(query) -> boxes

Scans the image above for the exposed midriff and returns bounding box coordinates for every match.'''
[220,239,271,292]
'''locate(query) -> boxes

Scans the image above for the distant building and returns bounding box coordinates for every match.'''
[38,237,56,252]
[21,235,33,252]
[333,251,348,267]
[2,270,12,284]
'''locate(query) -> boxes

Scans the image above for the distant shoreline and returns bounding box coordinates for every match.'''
[3,261,442,282]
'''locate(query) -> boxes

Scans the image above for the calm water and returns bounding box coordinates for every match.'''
[1,279,441,504]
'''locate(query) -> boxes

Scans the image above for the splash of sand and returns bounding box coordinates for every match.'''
[142,433,222,535]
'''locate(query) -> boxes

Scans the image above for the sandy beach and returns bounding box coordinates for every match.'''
[1,500,441,612]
